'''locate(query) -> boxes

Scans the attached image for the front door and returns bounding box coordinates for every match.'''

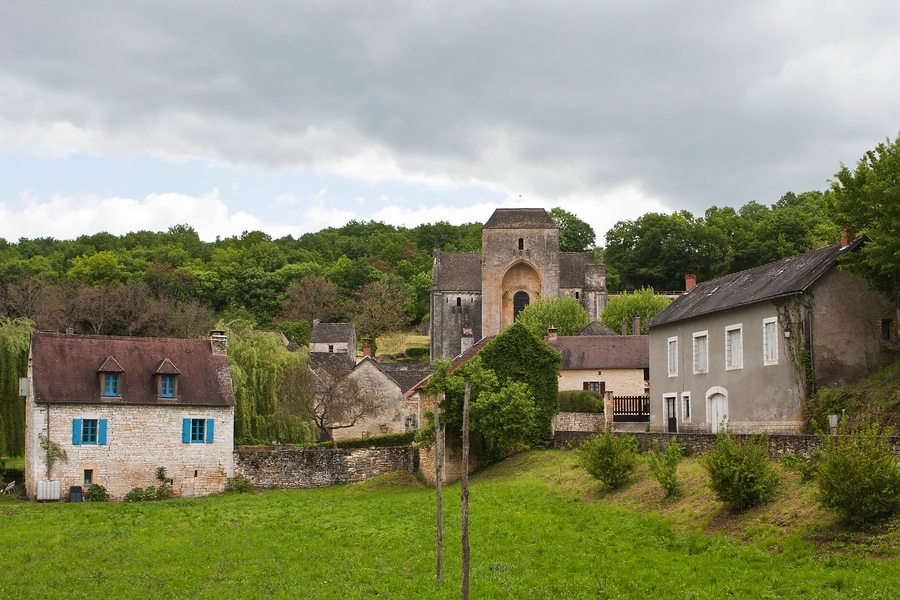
[709,393,727,432]
[666,396,678,433]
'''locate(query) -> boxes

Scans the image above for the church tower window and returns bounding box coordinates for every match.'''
[518,238,524,250]
[513,291,530,319]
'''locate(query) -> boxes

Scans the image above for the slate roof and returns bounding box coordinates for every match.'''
[577,321,619,336]
[377,363,435,394]
[31,332,235,406]
[559,252,594,288]
[310,322,355,344]
[432,252,482,292]
[483,208,557,229]
[648,237,865,328]
[404,336,496,397]
[308,352,354,377]
[546,335,649,370]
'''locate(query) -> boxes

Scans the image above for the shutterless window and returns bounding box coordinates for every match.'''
[667,337,678,377]
[160,375,175,398]
[692,331,708,374]
[883,319,894,341]
[763,317,779,365]
[682,392,691,421]
[102,373,119,396]
[518,238,524,250]
[725,325,743,370]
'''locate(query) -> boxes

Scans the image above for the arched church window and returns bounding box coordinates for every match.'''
[513,291,530,319]
[518,238,524,250]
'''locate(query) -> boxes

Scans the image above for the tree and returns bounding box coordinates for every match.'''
[827,132,900,321]
[351,279,411,339]
[601,287,671,335]
[278,275,343,325]
[278,360,381,448]
[549,207,596,252]
[515,295,589,338]
[0,317,33,456]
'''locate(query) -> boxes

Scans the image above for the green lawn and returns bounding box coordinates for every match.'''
[1,451,898,599]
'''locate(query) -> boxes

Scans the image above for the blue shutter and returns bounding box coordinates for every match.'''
[206,419,214,444]
[72,419,82,445]
[98,419,108,445]
[182,418,191,443]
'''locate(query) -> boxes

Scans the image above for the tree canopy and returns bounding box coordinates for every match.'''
[549,207,596,252]
[0,317,33,456]
[515,295,589,338]
[601,287,671,335]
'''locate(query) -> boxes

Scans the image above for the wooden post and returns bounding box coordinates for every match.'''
[435,403,443,581]
[461,381,471,600]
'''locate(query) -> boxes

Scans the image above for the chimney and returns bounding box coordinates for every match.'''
[547,327,558,342]
[685,274,697,291]
[66,326,75,335]
[841,226,856,248]
[621,321,628,336]
[632,316,641,336]
[209,330,228,356]
[460,328,474,354]
[362,338,372,358]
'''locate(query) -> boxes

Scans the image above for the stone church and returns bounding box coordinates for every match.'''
[430,208,607,360]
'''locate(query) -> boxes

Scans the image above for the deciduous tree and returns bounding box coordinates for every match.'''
[601,287,671,335]
[515,295,589,338]
[549,207,596,252]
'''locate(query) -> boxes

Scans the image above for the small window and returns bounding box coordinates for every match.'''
[667,336,678,377]
[725,325,743,370]
[518,238,524,250]
[102,373,119,397]
[82,419,98,444]
[159,375,176,398]
[83,469,93,486]
[328,345,334,353]
[883,319,893,341]
[456,297,462,307]
[582,381,605,394]
[763,317,779,365]
[682,392,691,421]
[692,331,708,374]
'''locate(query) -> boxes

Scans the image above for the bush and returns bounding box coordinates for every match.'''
[224,474,254,493]
[647,438,684,497]
[816,420,900,526]
[315,431,416,449]
[123,487,151,502]
[782,449,822,483]
[85,484,109,501]
[558,390,603,413]
[404,347,429,360]
[703,432,779,510]
[577,432,639,489]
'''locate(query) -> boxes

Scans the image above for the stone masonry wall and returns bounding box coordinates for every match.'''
[234,446,414,488]
[552,412,605,434]
[554,430,900,458]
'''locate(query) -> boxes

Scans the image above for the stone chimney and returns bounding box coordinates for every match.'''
[66,326,75,335]
[632,316,641,336]
[841,226,856,248]
[621,321,628,336]
[362,338,372,357]
[209,330,228,356]
[685,274,697,292]
[547,327,558,342]
[460,328,474,354]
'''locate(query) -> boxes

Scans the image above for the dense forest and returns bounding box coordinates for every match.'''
[0,193,842,341]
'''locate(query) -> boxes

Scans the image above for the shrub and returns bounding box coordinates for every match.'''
[123,487,150,502]
[703,432,779,510]
[404,347,429,360]
[647,438,684,497]
[224,474,254,493]
[315,431,416,449]
[816,420,900,526]
[85,484,109,501]
[782,449,822,483]
[577,432,639,489]
[558,390,603,413]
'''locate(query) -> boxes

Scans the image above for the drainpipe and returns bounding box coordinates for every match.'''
[46,402,51,480]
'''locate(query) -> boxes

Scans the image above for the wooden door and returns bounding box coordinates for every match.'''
[709,393,727,433]
[666,396,678,433]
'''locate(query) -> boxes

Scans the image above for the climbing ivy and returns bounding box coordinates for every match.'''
[0,318,33,456]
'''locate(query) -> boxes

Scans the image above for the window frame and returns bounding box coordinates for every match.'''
[667,336,678,377]
[692,331,708,374]
[72,418,108,446]
[725,324,743,370]
[762,317,779,366]
[159,374,176,398]
[681,392,691,421]
[102,373,120,397]
[182,418,215,444]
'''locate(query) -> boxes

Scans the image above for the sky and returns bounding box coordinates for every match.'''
[1,1,899,244]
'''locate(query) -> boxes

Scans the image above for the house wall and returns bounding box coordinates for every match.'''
[25,400,234,501]
[430,292,483,360]
[558,367,645,396]
[809,267,895,388]
[309,341,352,355]
[416,392,478,485]
[648,301,800,434]
[332,360,408,440]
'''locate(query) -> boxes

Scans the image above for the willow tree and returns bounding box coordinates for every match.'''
[0,318,33,456]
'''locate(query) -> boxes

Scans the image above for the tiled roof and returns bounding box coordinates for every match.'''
[31,332,235,406]
[432,252,482,292]
[648,237,865,327]
[577,321,619,336]
[559,252,594,288]
[308,352,354,377]
[546,335,649,370]
[310,322,355,344]
[483,208,557,229]
[404,336,496,397]
[377,363,435,394]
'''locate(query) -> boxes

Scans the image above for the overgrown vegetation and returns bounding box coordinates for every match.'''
[315,431,416,449]
[515,295,589,338]
[0,317,33,456]
[805,361,900,433]
[577,431,639,489]
[647,438,684,497]
[558,390,603,413]
[702,432,779,510]
[224,474,254,493]
[85,483,109,501]
[816,419,900,526]
[600,287,671,334]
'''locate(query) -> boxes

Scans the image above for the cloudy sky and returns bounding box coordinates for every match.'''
[1,1,898,243]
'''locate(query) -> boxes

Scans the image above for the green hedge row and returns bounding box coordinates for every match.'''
[315,431,416,449]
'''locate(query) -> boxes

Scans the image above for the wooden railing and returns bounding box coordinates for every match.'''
[612,395,650,422]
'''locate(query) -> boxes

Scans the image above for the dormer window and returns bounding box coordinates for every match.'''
[102,374,119,397]
[154,358,181,399]
[97,356,125,398]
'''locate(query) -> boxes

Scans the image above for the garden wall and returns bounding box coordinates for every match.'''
[554,431,900,458]
[234,445,415,489]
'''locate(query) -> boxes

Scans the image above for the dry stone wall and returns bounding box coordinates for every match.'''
[234,446,415,488]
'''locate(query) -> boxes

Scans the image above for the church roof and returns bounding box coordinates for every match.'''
[432,252,482,292]
[577,321,619,336]
[483,208,557,229]
[559,252,594,287]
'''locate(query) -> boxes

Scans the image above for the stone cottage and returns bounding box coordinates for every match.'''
[24,331,235,501]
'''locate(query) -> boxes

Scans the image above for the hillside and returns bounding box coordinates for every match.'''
[805,360,900,433]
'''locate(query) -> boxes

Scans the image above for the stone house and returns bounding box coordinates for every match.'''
[545,326,649,397]
[24,331,235,501]
[647,235,896,434]
[309,321,357,357]
[430,208,607,360]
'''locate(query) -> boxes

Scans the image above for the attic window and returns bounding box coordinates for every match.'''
[97,356,125,398]
[518,238,524,250]
[154,358,181,399]
[102,374,119,397]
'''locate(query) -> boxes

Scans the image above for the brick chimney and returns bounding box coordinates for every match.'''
[209,330,228,356]
[547,327,558,342]
[362,338,372,357]
[621,321,628,336]
[460,328,474,354]
[841,226,856,248]
[632,316,641,336]
[685,274,697,291]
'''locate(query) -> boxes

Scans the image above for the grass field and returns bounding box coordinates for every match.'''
[1,450,899,599]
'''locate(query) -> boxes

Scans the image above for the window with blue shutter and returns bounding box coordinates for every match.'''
[206,419,214,444]
[72,418,108,445]
[98,419,108,445]
[182,418,215,443]
[72,419,82,445]
[182,418,191,443]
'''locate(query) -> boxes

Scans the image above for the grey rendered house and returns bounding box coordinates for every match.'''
[647,236,896,434]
